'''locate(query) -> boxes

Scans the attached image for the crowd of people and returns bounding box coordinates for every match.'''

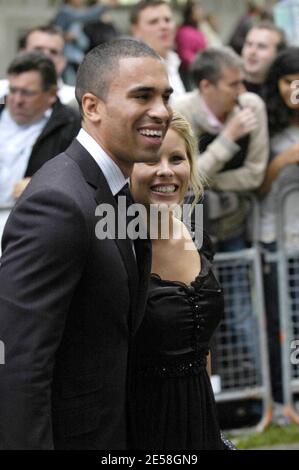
[0,0,298,450]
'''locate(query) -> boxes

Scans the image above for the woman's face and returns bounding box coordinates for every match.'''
[278,73,299,110]
[130,128,191,207]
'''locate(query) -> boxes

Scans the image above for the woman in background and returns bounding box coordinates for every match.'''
[175,0,207,90]
[260,47,299,407]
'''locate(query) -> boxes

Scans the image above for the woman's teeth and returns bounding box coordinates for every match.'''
[151,185,177,193]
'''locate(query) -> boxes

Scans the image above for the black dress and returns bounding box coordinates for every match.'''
[129,236,225,450]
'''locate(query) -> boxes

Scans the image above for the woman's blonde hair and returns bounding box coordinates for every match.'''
[169,110,204,207]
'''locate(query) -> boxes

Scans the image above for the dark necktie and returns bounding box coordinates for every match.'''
[115,183,136,258]
[116,183,134,206]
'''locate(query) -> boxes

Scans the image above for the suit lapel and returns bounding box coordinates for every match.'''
[65,140,140,331]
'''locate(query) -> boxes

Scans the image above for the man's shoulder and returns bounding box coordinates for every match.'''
[172,90,204,129]
[23,150,91,205]
[172,90,200,114]
[50,99,80,126]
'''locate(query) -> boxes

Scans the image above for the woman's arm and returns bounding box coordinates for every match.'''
[259,142,299,194]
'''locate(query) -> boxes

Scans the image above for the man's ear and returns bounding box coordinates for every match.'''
[81,92,104,123]
[131,24,140,39]
[48,85,58,106]
[199,79,212,94]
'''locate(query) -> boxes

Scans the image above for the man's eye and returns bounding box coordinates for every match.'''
[136,95,149,100]
[163,94,171,103]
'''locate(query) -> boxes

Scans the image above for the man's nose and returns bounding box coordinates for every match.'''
[10,91,24,105]
[149,97,171,122]
[248,44,257,55]
[237,82,246,94]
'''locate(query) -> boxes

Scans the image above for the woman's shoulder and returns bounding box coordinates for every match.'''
[177,219,215,261]
[192,228,215,261]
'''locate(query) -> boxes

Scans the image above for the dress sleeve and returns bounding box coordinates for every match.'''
[199,230,215,262]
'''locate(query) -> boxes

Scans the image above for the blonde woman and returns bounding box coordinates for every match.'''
[129,111,231,450]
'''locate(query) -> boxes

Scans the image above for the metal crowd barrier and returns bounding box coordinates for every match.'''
[211,194,272,432]
[274,184,299,423]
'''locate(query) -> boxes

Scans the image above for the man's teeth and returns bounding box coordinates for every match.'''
[152,185,176,193]
[139,129,162,137]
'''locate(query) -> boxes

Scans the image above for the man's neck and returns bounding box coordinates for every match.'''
[82,122,133,179]
[200,93,227,125]
[245,71,265,85]
[159,49,169,60]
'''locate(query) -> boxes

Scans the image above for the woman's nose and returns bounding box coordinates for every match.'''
[156,160,173,176]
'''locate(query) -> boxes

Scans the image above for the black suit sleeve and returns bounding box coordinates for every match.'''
[0,188,89,449]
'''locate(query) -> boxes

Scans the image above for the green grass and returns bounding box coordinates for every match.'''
[231,424,299,449]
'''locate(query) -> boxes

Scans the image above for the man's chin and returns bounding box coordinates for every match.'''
[11,114,29,125]
[137,153,160,164]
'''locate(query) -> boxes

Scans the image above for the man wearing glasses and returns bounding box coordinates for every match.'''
[0,51,80,209]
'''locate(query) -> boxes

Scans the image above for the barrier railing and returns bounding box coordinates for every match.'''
[275,183,299,423]
[212,194,272,432]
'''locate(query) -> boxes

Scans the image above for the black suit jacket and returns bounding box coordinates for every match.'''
[0,140,151,449]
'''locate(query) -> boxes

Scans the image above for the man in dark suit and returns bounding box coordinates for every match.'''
[0,38,172,449]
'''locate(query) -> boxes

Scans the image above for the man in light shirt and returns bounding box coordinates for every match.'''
[173,46,269,377]
[0,51,80,205]
[173,47,268,197]
[130,0,185,100]
[0,38,172,449]
[0,25,75,106]
[0,52,80,251]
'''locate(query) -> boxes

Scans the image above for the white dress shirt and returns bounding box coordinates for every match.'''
[76,128,136,257]
[76,128,128,196]
[164,51,186,101]
[0,107,52,254]
[0,108,52,205]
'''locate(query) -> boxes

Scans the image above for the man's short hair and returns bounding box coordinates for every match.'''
[247,21,287,52]
[130,0,169,25]
[191,47,243,86]
[20,25,65,50]
[75,38,161,113]
[7,51,57,90]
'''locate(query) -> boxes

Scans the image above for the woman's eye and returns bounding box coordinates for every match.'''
[171,155,185,162]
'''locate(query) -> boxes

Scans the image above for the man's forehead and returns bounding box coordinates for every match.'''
[220,66,242,80]
[138,5,172,22]
[26,31,64,49]
[9,70,42,86]
[109,57,170,92]
[247,28,280,45]
[118,56,167,75]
